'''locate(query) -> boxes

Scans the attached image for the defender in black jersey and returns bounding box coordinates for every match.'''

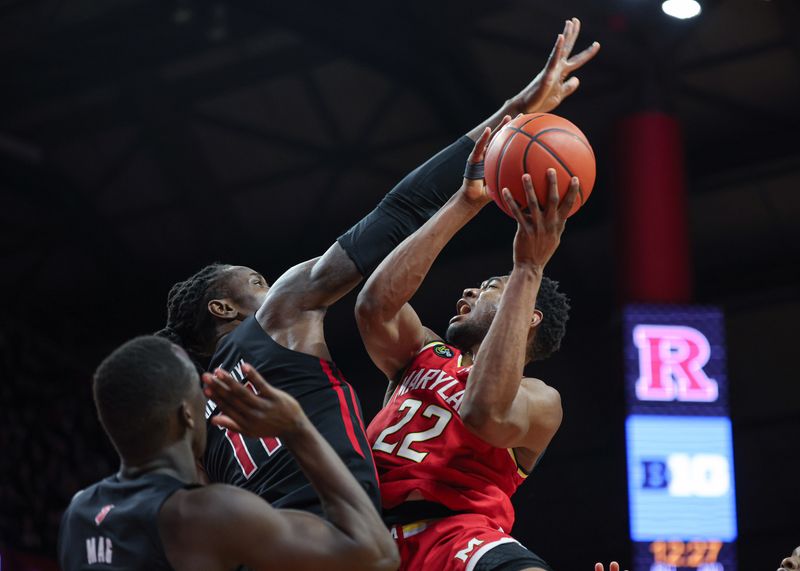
[158,19,600,514]
[59,336,397,571]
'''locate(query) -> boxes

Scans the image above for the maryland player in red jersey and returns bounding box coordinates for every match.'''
[355,121,579,570]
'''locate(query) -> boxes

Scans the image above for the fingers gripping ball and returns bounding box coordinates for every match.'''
[484,113,596,217]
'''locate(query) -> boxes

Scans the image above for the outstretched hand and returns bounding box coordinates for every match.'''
[501,169,580,269]
[511,17,600,115]
[202,363,307,438]
[595,562,626,571]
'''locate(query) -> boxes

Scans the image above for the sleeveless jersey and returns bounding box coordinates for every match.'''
[58,472,190,571]
[366,342,527,533]
[204,315,380,513]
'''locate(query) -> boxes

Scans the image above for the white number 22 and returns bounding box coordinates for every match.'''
[372,399,452,463]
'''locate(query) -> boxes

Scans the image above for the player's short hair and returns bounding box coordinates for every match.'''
[156,263,232,368]
[528,276,570,361]
[93,335,197,459]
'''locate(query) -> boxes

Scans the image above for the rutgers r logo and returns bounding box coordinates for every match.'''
[633,325,718,402]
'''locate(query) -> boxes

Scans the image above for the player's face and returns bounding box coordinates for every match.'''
[223,266,270,315]
[779,546,800,571]
[445,276,508,350]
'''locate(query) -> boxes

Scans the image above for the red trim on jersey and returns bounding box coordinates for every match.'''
[225,429,257,478]
[344,379,380,483]
[320,359,365,459]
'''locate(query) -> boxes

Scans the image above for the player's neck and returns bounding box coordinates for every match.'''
[118,440,199,484]
[460,343,482,367]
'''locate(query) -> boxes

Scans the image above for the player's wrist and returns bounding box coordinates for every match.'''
[279,414,315,443]
[457,188,491,210]
[511,261,545,277]
[506,92,544,117]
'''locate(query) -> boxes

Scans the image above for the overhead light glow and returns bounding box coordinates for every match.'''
[662,0,702,19]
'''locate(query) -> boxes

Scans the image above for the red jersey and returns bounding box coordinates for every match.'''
[366,342,527,533]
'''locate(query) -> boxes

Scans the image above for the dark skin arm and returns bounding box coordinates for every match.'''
[257,20,599,360]
[160,365,398,571]
[460,172,578,455]
[355,127,499,383]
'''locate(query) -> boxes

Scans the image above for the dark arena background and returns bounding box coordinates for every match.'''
[1,1,798,569]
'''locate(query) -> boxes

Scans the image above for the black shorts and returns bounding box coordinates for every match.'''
[473,540,554,571]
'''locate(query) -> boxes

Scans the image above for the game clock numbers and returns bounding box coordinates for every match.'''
[623,306,737,571]
[649,541,722,568]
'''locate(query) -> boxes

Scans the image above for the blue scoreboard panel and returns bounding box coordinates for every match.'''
[623,306,737,571]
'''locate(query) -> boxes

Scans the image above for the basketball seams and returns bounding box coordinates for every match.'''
[493,115,546,212]
[490,113,593,218]
[532,139,586,205]
[522,127,593,156]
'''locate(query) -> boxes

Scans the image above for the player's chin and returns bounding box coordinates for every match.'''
[444,322,460,345]
[445,321,476,348]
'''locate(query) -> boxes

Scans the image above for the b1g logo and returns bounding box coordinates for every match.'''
[633,325,718,402]
[641,453,730,497]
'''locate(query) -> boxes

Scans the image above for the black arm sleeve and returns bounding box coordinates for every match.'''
[337,135,473,276]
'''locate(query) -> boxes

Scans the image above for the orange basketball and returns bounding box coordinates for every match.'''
[484,113,596,218]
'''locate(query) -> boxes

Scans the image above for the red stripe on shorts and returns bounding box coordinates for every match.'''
[320,359,365,459]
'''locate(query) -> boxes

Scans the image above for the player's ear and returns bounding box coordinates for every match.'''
[531,309,543,328]
[208,298,238,320]
[179,400,196,431]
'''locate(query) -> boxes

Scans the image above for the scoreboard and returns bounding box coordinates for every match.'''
[623,305,737,571]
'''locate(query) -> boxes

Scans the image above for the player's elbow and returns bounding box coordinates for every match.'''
[350,541,400,571]
[355,287,388,328]
[373,544,401,571]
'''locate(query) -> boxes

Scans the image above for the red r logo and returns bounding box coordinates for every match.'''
[633,325,718,402]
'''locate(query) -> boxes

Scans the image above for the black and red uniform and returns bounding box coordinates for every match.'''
[58,472,193,570]
[204,134,476,514]
[204,316,379,512]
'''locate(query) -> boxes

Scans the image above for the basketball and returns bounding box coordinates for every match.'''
[484,113,596,218]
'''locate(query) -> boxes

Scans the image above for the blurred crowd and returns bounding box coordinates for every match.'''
[0,329,115,558]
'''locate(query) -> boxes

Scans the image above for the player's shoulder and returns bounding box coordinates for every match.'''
[520,377,562,404]
[520,377,563,429]
[65,475,111,508]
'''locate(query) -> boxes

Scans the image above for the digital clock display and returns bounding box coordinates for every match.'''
[623,306,737,571]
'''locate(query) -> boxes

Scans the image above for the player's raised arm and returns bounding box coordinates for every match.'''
[460,170,579,452]
[354,127,500,381]
[257,19,598,355]
[189,365,399,571]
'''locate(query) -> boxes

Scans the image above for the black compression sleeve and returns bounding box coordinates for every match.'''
[337,135,473,276]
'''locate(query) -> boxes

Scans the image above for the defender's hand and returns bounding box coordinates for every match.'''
[510,18,600,115]
[460,115,512,206]
[501,169,579,269]
[203,363,307,438]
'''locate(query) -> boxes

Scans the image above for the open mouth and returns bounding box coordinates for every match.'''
[450,299,472,323]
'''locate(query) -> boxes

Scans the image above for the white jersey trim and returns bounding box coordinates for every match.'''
[464,537,523,571]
